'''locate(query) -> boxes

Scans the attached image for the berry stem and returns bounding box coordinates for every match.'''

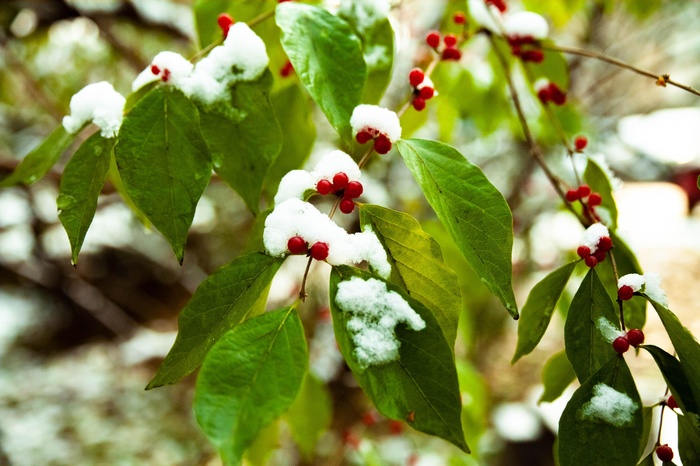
[608,250,626,330]
[543,43,700,98]
[299,255,314,302]
[487,33,587,224]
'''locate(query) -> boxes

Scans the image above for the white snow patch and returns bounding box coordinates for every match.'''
[274,170,316,205]
[534,78,549,92]
[263,199,390,277]
[350,105,402,142]
[503,11,549,40]
[581,383,638,427]
[468,0,504,32]
[62,82,125,138]
[338,0,390,35]
[131,51,193,91]
[596,317,624,343]
[335,276,425,369]
[579,223,609,253]
[619,273,667,306]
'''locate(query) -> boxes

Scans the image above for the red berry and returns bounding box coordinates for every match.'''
[577,245,591,258]
[566,189,580,202]
[362,411,377,426]
[333,172,349,190]
[150,64,160,75]
[549,83,567,105]
[584,255,598,268]
[310,242,329,261]
[287,236,307,254]
[388,420,403,435]
[453,11,466,24]
[522,49,544,63]
[574,135,588,151]
[161,68,171,82]
[618,285,634,301]
[487,0,507,13]
[409,68,425,87]
[374,135,392,154]
[441,47,462,61]
[344,181,363,199]
[356,130,373,144]
[419,86,435,99]
[217,13,234,35]
[577,184,591,198]
[597,236,612,252]
[626,329,645,347]
[339,199,355,214]
[656,444,674,462]
[667,395,679,410]
[594,249,606,262]
[412,97,426,111]
[537,87,550,104]
[510,45,522,57]
[426,31,441,48]
[588,192,602,206]
[316,179,333,195]
[444,34,458,48]
[278,0,292,2]
[613,336,630,354]
[280,60,294,77]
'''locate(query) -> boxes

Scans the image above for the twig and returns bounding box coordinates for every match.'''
[543,43,700,98]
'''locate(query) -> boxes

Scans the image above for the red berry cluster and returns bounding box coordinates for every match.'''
[574,135,588,152]
[656,444,673,462]
[217,13,234,37]
[316,172,363,214]
[508,35,543,63]
[576,234,612,268]
[486,0,507,12]
[280,60,294,78]
[566,184,603,222]
[537,82,567,105]
[408,68,436,111]
[356,129,393,154]
[612,329,645,354]
[287,236,329,260]
[425,31,462,61]
[150,65,171,82]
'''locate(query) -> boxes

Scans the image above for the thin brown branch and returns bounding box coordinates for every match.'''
[544,43,700,98]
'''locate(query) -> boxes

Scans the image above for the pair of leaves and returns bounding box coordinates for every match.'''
[194,307,307,466]
[147,252,283,389]
[329,265,469,453]
[396,139,518,318]
[558,356,643,466]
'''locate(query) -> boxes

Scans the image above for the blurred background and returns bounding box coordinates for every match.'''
[1,0,699,464]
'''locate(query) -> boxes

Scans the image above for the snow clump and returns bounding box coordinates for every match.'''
[350,105,402,142]
[578,223,609,253]
[580,383,639,427]
[62,82,126,138]
[618,273,668,307]
[503,11,549,40]
[335,276,425,369]
[262,198,390,277]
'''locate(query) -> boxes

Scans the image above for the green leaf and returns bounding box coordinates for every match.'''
[194,307,307,466]
[513,261,577,362]
[636,452,654,466]
[678,412,700,466]
[264,84,316,197]
[0,126,74,187]
[396,139,517,318]
[558,356,643,466]
[246,421,279,466]
[359,204,462,347]
[199,71,282,214]
[337,5,394,104]
[114,86,212,262]
[649,300,700,406]
[276,2,366,145]
[640,406,653,457]
[329,266,468,452]
[565,268,619,383]
[525,42,569,90]
[539,350,576,403]
[147,252,283,389]
[584,158,618,230]
[285,373,332,460]
[640,345,699,414]
[57,133,115,265]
